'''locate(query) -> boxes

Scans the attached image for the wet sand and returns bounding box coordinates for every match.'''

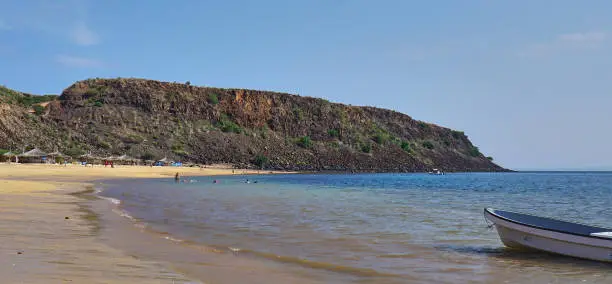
[0,163,294,284]
[0,180,198,283]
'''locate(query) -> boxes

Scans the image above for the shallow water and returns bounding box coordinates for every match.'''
[101,172,612,283]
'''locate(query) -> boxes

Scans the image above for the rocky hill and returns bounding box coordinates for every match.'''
[0,78,508,172]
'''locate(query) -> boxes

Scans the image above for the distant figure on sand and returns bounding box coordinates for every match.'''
[175,172,180,182]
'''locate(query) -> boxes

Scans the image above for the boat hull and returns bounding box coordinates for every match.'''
[484,209,612,262]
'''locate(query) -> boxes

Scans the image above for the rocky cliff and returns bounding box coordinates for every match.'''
[0,78,508,172]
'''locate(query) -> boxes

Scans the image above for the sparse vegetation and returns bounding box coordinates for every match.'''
[171,143,187,155]
[0,86,57,107]
[373,133,388,144]
[85,85,107,97]
[452,130,464,139]
[361,143,372,153]
[293,107,304,120]
[422,141,434,150]
[254,155,269,168]
[369,123,391,145]
[328,129,339,138]
[296,136,312,148]
[33,105,45,115]
[208,93,219,105]
[64,146,84,158]
[469,146,481,157]
[418,122,429,130]
[487,156,494,161]
[122,134,145,144]
[97,140,111,149]
[216,115,242,133]
[401,141,412,152]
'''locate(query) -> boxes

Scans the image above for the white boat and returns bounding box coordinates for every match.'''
[428,168,445,175]
[484,208,612,262]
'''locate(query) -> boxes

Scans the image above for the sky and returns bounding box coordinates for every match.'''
[1,0,611,171]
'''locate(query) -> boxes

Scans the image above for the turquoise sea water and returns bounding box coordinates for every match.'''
[101,172,612,283]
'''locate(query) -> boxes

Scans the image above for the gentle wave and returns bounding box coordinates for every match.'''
[164,235,185,243]
[97,190,149,231]
[96,188,121,205]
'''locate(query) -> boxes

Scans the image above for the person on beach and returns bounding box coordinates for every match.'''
[175,172,180,182]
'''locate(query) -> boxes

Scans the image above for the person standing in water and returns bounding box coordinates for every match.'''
[175,172,180,183]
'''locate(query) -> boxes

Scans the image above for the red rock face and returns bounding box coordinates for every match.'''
[0,78,507,172]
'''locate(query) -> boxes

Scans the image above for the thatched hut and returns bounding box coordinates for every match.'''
[79,153,102,165]
[115,154,139,165]
[18,148,48,163]
[48,151,69,164]
[1,151,16,163]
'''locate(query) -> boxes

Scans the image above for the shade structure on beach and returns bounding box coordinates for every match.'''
[17,148,47,163]
[1,151,16,163]
[116,154,134,161]
[48,151,65,158]
[80,153,98,159]
[19,148,47,157]
[103,155,119,161]
[117,155,140,164]
[108,154,132,161]
[101,154,139,165]
[79,153,102,163]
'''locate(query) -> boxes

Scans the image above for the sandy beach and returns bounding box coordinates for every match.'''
[0,163,293,284]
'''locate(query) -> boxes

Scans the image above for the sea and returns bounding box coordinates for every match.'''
[98,172,612,283]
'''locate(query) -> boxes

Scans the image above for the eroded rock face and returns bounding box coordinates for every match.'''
[0,78,508,172]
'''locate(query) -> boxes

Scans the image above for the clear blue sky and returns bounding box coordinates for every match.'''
[1,0,611,171]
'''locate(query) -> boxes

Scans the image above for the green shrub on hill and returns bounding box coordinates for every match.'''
[401,141,412,152]
[254,155,269,168]
[422,141,434,149]
[361,143,372,153]
[328,129,339,138]
[469,146,481,157]
[208,93,219,105]
[296,136,312,148]
[216,115,242,134]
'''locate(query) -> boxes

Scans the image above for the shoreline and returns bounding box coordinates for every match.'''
[0,180,199,283]
[0,163,298,283]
